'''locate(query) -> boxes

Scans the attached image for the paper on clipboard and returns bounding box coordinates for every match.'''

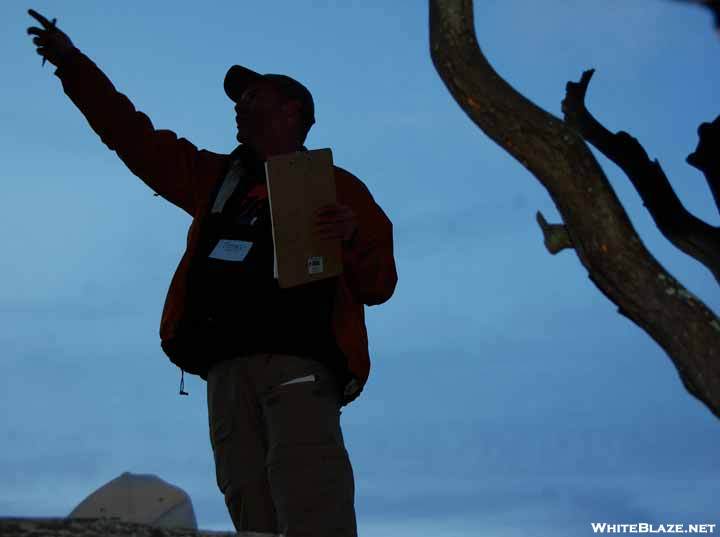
[265,148,343,288]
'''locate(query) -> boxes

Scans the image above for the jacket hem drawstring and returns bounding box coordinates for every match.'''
[179,368,189,396]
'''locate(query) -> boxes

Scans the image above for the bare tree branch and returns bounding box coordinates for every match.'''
[536,211,573,255]
[429,0,720,418]
[562,69,720,285]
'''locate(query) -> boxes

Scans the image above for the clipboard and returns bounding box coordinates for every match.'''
[265,148,343,288]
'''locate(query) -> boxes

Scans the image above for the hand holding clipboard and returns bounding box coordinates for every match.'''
[265,148,345,288]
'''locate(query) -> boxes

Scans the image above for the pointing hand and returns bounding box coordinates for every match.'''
[27,9,76,68]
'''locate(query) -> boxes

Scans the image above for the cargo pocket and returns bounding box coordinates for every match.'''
[208,368,235,494]
[210,416,234,493]
[261,356,341,405]
[263,371,340,409]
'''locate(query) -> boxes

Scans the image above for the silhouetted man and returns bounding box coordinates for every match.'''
[27,9,397,536]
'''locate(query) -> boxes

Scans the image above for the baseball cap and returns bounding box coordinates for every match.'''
[224,65,316,128]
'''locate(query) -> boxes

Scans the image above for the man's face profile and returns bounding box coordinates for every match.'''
[234,79,302,145]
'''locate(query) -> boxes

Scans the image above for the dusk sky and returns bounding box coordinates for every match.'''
[2,1,719,535]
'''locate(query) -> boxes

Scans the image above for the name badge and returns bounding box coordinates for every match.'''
[209,239,253,262]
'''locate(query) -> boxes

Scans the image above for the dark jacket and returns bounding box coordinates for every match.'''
[53,50,398,405]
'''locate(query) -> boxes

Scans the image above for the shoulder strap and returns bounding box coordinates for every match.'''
[211,145,252,214]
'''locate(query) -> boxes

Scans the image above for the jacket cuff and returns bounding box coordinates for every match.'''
[53,47,84,77]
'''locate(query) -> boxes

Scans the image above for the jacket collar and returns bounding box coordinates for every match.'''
[213,143,308,214]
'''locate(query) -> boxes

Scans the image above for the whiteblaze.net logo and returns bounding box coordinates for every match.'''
[591,523,717,534]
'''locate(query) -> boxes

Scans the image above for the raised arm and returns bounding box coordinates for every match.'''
[26,9,214,216]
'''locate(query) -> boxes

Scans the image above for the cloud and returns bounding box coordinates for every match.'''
[0,450,108,489]
[356,475,718,536]
[0,298,146,322]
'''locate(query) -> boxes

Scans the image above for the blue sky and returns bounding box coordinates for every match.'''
[2,0,719,534]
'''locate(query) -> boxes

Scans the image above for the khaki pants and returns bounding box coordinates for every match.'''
[207,353,358,537]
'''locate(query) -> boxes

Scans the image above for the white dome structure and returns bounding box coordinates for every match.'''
[67,472,198,530]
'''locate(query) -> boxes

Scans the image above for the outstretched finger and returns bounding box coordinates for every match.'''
[28,9,53,29]
[27,26,47,36]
